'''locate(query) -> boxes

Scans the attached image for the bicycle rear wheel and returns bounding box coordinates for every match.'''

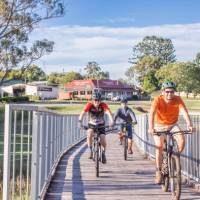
[170,154,181,200]
[123,135,128,160]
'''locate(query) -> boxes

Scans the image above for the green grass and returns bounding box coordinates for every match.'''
[45,102,144,115]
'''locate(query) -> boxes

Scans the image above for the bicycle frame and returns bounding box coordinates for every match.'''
[155,130,191,200]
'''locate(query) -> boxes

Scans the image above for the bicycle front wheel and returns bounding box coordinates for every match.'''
[95,142,100,177]
[161,150,169,192]
[170,154,181,200]
[123,135,128,160]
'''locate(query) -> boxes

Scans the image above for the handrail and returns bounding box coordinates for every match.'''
[2,104,86,200]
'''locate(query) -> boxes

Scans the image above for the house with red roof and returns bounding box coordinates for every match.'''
[58,79,134,100]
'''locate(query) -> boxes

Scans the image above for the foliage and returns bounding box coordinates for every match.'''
[23,65,46,82]
[143,70,159,93]
[84,61,110,79]
[0,0,65,83]
[61,71,83,84]
[156,62,200,96]
[0,96,29,103]
[47,72,64,85]
[129,35,176,65]
[48,71,83,85]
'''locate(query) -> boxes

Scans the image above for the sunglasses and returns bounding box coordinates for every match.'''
[165,90,175,94]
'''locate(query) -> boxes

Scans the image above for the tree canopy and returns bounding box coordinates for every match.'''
[129,36,176,65]
[0,0,65,84]
[84,61,110,80]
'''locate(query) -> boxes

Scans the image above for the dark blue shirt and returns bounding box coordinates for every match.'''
[114,106,137,124]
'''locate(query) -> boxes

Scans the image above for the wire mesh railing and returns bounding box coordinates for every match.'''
[2,104,86,200]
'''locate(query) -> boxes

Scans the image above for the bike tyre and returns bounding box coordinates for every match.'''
[170,154,181,200]
[123,135,127,160]
[95,142,99,177]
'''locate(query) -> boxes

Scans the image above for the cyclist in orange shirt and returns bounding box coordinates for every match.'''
[148,81,194,184]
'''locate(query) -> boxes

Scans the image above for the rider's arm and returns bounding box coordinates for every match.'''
[180,107,193,131]
[148,100,157,134]
[113,108,120,123]
[129,109,137,124]
[78,102,91,123]
[105,109,114,125]
[79,110,86,122]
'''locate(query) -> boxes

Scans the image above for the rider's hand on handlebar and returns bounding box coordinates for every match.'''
[187,125,196,133]
[109,121,115,128]
[78,120,83,129]
[148,128,155,135]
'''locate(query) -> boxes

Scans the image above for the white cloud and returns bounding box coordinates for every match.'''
[31,23,200,79]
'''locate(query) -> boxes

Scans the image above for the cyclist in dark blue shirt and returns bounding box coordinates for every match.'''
[114,97,137,154]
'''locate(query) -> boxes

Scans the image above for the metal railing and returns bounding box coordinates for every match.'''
[2,104,86,200]
[134,114,200,184]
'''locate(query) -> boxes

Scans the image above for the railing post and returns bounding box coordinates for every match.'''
[31,111,40,200]
[3,104,12,200]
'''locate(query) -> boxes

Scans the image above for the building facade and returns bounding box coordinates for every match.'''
[58,79,134,100]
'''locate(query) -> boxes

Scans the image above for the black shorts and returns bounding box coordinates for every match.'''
[88,124,105,135]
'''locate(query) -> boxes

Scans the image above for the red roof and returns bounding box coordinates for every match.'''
[63,79,133,91]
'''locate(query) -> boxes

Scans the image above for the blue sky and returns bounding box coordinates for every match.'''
[33,0,200,79]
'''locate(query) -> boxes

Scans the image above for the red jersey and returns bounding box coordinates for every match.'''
[84,101,109,124]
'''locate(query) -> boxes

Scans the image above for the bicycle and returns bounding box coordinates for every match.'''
[83,124,114,177]
[154,130,191,200]
[116,122,134,160]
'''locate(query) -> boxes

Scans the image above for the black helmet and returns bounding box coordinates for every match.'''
[121,96,128,103]
[162,81,176,90]
[92,92,101,101]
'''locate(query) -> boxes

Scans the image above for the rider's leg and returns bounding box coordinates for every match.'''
[87,128,94,148]
[153,135,165,169]
[87,128,94,158]
[100,134,106,150]
[127,124,133,154]
[171,125,185,152]
[153,135,165,184]
[100,134,107,163]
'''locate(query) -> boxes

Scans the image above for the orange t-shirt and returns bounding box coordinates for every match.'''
[151,95,187,125]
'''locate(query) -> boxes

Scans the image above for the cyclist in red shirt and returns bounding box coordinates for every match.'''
[78,92,114,163]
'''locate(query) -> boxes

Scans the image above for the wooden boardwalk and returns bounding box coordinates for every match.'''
[45,133,200,200]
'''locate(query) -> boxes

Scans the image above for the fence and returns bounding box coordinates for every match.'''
[2,104,86,200]
[134,114,200,184]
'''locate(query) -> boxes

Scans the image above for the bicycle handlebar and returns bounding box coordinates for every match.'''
[115,122,137,126]
[82,125,117,132]
[154,130,192,136]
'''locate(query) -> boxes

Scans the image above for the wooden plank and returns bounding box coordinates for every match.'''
[45,133,200,200]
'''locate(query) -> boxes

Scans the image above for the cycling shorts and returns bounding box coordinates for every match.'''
[120,123,133,139]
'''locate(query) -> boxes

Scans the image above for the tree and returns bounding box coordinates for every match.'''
[23,65,46,82]
[194,52,200,68]
[47,72,65,85]
[0,0,64,84]
[84,61,109,79]
[62,71,83,84]
[129,36,176,65]
[156,62,200,97]
[143,70,158,93]
[127,55,161,86]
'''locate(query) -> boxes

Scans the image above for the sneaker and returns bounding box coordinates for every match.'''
[155,170,162,184]
[101,151,107,164]
[128,149,133,154]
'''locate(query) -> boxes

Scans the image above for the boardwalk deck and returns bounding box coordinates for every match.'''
[45,133,200,200]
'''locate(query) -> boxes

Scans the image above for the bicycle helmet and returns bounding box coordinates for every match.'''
[92,91,102,101]
[162,81,176,90]
[120,96,128,103]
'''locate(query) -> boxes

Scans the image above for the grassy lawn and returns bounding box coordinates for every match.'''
[45,101,147,115]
